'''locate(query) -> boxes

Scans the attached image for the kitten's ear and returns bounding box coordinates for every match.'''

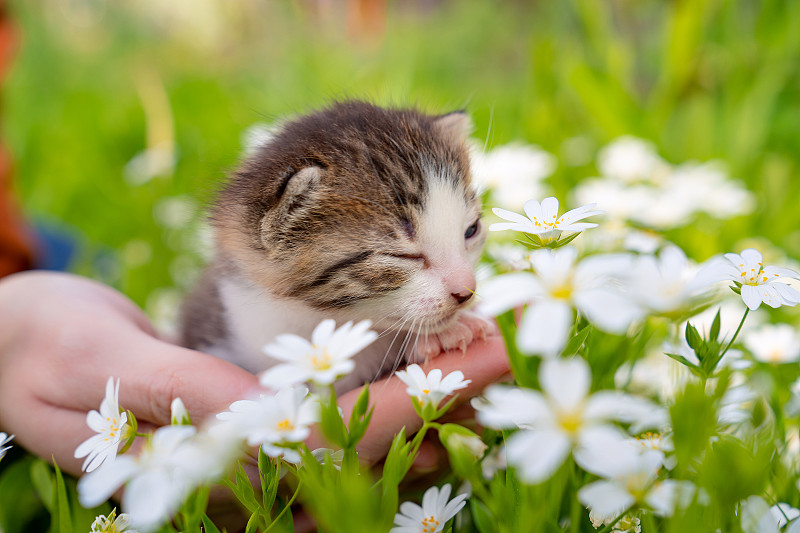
[434,110,473,141]
[279,166,322,201]
[261,165,322,242]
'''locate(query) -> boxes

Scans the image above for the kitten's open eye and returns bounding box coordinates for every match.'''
[464,219,480,239]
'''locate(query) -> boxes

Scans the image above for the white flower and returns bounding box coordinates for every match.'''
[743,323,800,364]
[390,483,467,533]
[578,437,691,523]
[706,249,800,310]
[629,245,718,315]
[170,397,191,425]
[739,496,800,533]
[90,509,138,533]
[574,179,654,223]
[75,377,129,472]
[669,162,755,219]
[260,319,378,388]
[395,364,471,409]
[485,242,529,271]
[78,425,211,531]
[490,197,603,245]
[589,513,640,533]
[597,136,668,184]
[480,447,507,480]
[0,432,13,461]
[470,143,556,210]
[216,386,319,463]
[474,357,656,483]
[479,247,642,357]
[771,503,800,529]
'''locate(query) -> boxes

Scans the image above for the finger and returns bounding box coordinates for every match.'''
[410,439,440,474]
[330,335,508,463]
[120,336,261,427]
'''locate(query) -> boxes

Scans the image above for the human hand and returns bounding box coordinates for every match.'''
[0,271,260,476]
[0,270,509,481]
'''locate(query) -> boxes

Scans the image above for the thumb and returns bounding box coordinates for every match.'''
[119,336,260,428]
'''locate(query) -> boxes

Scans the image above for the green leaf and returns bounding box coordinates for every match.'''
[709,309,721,341]
[29,460,54,512]
[563,324,592,356]
[0,455,47,533]
[319,395,348,449]
[665,352,699,370]
[554,231,581,247]
[245,511,262,533]
[258,448,280,512]
[685,322,701,351]
[670,383,717,473]
[346,384,374,447]
[51,460,73,533]
[470,500,495,533]
[223,462,261,514]
[202,515,223,533]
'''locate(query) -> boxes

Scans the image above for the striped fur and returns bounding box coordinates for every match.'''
[180,101,487,390]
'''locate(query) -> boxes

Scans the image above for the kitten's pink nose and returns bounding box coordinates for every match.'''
[446,269,476,306]
[451,291,473,305]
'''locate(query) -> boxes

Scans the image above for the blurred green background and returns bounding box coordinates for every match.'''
[5,0,800,327]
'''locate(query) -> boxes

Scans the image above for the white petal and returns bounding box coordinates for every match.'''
[522,199,544,225]
[578,481,635,520]
[739,249,763,267]
[573,426,636,477]
[696,256,741,284]
[539,197,559,222]
[763,265,800,280]
[398,501,425,522]
[740,495,779,533]
[773,282,800,305]
[477,273,543,316]
[575,288,642,334]
[259,365,308,389]
[540,357,590,412]
[312,319,337,346]
[645,480,693,517]
[441,492,468,522]
[421,484,441,516]
[78,458,138,508]
[505,428,571,483]
[492,207,534,226]
[741,285,763,311]
[584,391,659,423]
[475,386,551,429]
[517,299,572,356]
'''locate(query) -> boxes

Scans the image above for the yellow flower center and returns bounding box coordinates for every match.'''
[421,515,440,532]
[310,348,332,371]
[277,419,295,432]
[550,283,573,300]
[558,410,583,434]
[739,262,774,286]
[422,388,431,395]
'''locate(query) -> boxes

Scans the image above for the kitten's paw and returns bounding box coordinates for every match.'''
[411,311,497,362]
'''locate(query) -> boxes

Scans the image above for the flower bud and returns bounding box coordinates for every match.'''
[170,397,191,426]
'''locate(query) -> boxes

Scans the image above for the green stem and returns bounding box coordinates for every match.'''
[409,422,432,457]
[569,462,580,533]
[263,481,303,532]
[720,308,749,358]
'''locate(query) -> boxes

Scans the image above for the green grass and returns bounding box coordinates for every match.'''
[6,1,800,310]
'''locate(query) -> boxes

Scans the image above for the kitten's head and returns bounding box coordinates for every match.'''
[214,101,485,332]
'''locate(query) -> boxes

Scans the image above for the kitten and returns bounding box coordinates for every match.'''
[180,101,492,392]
